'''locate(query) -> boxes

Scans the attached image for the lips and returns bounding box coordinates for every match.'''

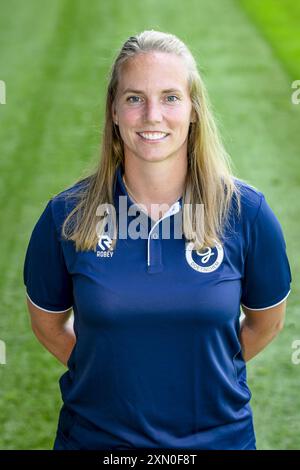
[137,131,169,142]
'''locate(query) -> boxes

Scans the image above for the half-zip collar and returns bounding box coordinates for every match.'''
[113,164,182,273]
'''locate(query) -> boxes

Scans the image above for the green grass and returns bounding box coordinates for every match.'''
[238,0,300,79]
[0,0,299,450]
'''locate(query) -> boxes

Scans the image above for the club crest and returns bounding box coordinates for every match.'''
[185,241,224,273]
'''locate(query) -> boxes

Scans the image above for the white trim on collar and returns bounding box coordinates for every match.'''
[147,201,181,267]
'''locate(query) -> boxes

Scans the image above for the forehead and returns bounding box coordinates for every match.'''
[118,52,189,93]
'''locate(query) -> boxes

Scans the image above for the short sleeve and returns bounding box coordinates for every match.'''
[23,199,73,313]
[241,194,292,310]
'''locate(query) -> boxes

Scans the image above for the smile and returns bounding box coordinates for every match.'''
[137,132,169,142]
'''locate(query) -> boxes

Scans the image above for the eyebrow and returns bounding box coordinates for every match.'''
[122,88,183,95]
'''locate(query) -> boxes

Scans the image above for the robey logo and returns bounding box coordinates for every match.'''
[97,235,114,258]
[185,240,224,273]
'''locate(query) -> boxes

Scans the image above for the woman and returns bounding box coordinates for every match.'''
[23,30,292,450]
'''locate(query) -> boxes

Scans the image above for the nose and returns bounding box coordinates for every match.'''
[144,99,163,123]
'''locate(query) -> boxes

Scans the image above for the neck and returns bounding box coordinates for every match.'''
[122,158,187,208]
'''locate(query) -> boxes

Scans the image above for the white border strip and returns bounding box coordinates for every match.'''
[26,291,73,313]
[241,289,291,311]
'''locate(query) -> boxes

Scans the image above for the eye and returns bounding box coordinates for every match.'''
[126,95,142,103]
[166,95,180,102]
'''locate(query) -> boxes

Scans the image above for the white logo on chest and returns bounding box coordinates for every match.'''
[185,241,224,273]
[97,235,114,258]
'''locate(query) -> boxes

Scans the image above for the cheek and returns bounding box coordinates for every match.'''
[166,107,191,127]
[120,108,141,126]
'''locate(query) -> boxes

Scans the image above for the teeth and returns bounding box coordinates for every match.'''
[139,132,168,140]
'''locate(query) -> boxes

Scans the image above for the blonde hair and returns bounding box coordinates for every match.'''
[60,29,243,251]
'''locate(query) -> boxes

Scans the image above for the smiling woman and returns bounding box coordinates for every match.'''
[112,52,195,165]
[23,29,292,451]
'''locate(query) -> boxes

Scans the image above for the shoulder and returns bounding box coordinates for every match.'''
[48,177,90,234]
[232,177,265,225]
[229,177,285,246]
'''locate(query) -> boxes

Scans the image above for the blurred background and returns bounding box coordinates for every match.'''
[0,0,299,450]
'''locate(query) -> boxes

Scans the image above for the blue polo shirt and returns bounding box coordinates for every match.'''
[23,165,292,450]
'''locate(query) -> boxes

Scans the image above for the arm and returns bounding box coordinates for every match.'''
[239,299,287,362]
[26,297,76,367]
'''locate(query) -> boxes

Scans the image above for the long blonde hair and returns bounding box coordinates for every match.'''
[60,30,242,252]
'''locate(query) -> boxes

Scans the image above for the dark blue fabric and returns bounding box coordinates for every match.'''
[240,193,292,309]
[24,166,292,450]
[23,199,73,312]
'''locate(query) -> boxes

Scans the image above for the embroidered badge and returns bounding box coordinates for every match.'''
[185,241,224,273]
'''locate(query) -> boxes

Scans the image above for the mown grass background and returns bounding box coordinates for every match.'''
[0,0,299,449]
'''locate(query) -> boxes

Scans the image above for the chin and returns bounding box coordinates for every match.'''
[136,151,174,162]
